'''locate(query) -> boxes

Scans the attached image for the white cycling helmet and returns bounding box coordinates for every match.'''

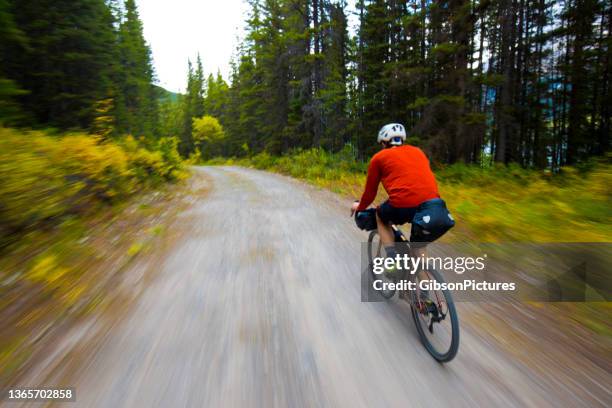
[377,123,406,145]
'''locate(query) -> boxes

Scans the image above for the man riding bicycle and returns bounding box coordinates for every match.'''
[351,123,454,271]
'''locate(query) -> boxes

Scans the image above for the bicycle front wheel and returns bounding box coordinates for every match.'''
[410,267,460,362]
[367,230,395,299]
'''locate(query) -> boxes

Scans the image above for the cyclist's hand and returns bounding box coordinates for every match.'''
[350,201,359,217]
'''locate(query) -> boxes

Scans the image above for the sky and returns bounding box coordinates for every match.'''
[137,0,357,94]
[137,0,250,93]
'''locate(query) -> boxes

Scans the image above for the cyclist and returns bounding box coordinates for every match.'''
[352,123,454,274]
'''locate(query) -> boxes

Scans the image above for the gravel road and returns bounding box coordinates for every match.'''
[9,166,610,408]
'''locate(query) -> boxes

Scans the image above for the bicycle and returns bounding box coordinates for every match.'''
[366,222,460,363]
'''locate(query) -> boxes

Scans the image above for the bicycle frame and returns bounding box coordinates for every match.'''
[367,224,460,362]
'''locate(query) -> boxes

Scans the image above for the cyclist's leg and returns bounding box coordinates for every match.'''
[377,201,418,283]
[375,210,402,280]
[375,211,395,248]
[377,201,417,258]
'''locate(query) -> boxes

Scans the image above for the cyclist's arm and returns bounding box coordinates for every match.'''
[356,157,381,212]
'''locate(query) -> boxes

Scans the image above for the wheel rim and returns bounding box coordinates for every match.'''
[368,231,396,299]
[411,269,458,361]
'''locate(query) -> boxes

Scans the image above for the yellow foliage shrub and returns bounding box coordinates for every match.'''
[53,134,132,200]
[0,128,184,247]
[120,135,184,183]
[0,129,77,239]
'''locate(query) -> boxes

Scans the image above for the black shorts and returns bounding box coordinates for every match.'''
[377,199,455,242]
[377,201,418,225]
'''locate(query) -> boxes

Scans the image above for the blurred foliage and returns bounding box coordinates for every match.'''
[0,127,185,249]
[0,127,186,381]
[207,148,611,242]
[91,98,115,140]
[436,161,612,242]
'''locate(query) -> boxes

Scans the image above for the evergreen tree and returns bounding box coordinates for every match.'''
[115,0,158,137]
[319,1,349,150]
[0,0,26,124]
[5,0,117,129]
[204,72,230,121]
[211,0,609,167]
[564,0,600,164]
[2,0,608,168]
[178,56,206,156]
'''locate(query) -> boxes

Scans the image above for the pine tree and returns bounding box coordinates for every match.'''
[357,0,391,156]
[319,1,349,150]
[190,0,609,168]
[565,0,599,164]
[204,72,230,121]
[193,55,205,118]
[115,0,158,137]
[0,0,26,123]
[5,0,118,129]
[178,56,207,156]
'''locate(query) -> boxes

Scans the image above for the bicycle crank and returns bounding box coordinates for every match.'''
[427,302,446,333]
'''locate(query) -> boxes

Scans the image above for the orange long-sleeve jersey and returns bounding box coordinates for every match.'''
[356,145,440,212]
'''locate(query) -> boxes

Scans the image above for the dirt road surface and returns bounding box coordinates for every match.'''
[8,167,610,407]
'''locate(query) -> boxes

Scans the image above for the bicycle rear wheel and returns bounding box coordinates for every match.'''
[410,268,460,362]
[367,230,396,299]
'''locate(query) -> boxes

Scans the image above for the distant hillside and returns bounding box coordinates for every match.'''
[155,85,181,103]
